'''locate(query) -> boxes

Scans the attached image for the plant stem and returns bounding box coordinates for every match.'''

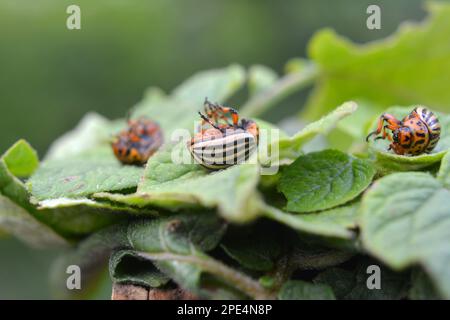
[240,62,319,118]
[137,251,275,300]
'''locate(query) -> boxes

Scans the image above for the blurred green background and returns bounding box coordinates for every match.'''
[0,0,426,299]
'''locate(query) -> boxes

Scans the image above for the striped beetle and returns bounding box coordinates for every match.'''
[366,106,440,155]
[188,99,259,170]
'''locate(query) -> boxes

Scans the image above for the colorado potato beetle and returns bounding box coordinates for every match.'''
[112,117,163,165]
[188,98,259,170]
[366,106,440,156]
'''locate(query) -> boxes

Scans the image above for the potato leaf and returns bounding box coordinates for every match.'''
[0,195,67,248]
[278,150,375,213]
[127,213,272,299]
[360,172,450,298]
[2,139,39,178]
[409,268,442,300]
[261,202,360,239]
[27,154,143,200]
[276,102,357,161]
[51,224,129,299]
[248,65,278,97]
[278,280,335,300]
[304,2,450,120]
[437,150,450,188]
[109,249,169,288]
[315,258,409,300]
[95,134,262,222]
[0,140,129,241]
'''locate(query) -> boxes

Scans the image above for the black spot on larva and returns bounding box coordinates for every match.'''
[415,139,426,145]
[416,132,426,137]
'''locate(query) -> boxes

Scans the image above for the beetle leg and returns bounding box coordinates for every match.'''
[366,116,386,141]
[366,114,401,141]
[375,125,393,141]
[203,97,239,127]
[214,104,239,127]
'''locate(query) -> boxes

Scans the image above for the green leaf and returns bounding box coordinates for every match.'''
[0,194,68,248]
[172,64,245,105]
[315,258,409,300]
[95,144,262,222]
[276,102,358,161]
[221,222,284,272]
[2,140,39,178]
[278,280,335,300]
[35,199,140,239]
[127,213,228,297]
[109,249,169,288]
[409,268,442,300]
[51,224,129,299]
[437,150,450,188]
[27,112,144,203]
[278,150,375,213]
[284,58,311,74]
[0,141,128,241]
[27,155,143,200]
[313,268,355,299]
[360,172,450,298]
[327,100,380,152]
[132,65,246,137]
[261,202,360,239]
[304,2,450,120]
[248,65,278,97]
[240,62,318,118]
[44,113,116,161]
[367,107,450,173]
[128,213,272,299]
[128,213,226,255]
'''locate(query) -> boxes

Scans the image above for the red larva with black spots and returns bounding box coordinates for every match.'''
[112,118,163,165]
[366,106,441,156]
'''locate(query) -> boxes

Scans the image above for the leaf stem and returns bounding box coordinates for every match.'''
[240,62,319,118]
[137,251,275,300]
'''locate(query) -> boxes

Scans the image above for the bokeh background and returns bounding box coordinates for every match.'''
[0,0,426,299]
